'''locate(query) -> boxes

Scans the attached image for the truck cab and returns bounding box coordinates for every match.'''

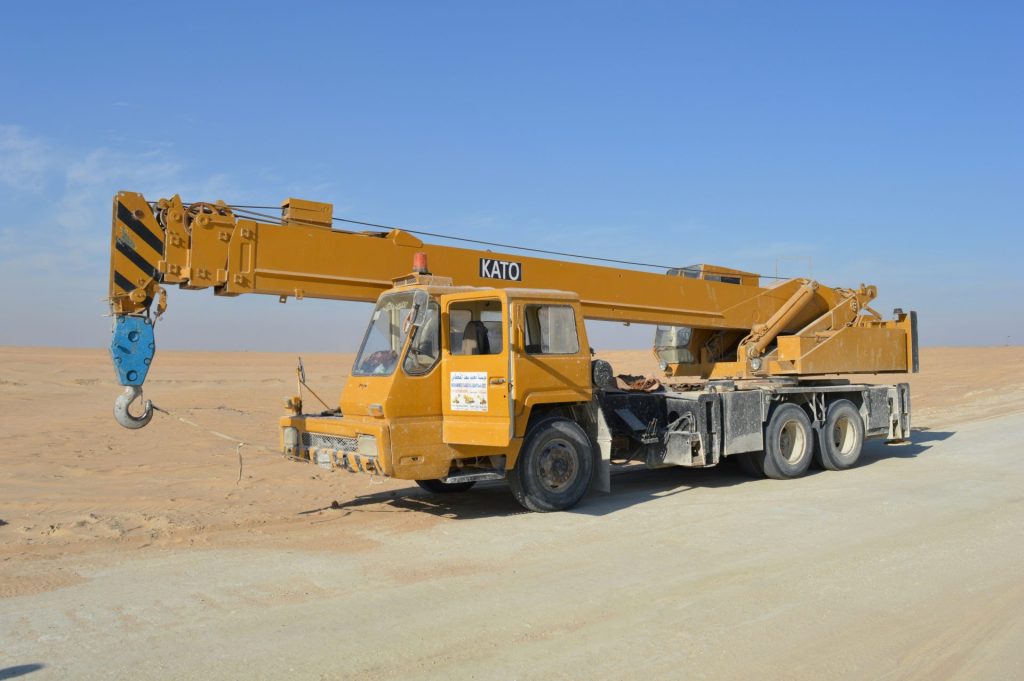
[280,274,594,508]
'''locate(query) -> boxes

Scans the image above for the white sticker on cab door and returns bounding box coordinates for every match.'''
[450,371,488,412]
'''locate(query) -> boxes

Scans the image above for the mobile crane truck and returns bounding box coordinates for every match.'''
[108,192,916,512]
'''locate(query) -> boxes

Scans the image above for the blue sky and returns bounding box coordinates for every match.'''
[0,1,1021,351]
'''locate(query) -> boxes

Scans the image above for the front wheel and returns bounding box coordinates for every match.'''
[509,417,594,512]
[415,479,476,494]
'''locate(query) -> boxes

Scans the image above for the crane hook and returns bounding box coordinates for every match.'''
[114,385,154,429]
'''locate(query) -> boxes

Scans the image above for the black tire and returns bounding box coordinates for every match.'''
[735,451,766,478]
[815,399,865,471]
[415,479,476,494]
[760,403,814,480]
[508,417,594,512]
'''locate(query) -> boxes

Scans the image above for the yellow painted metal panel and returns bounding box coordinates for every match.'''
[440,291,514,447]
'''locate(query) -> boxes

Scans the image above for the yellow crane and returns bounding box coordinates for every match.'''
[109,191,916,511]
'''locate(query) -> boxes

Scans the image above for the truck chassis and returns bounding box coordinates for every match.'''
[582,372,911,490]
[295,362,911,498]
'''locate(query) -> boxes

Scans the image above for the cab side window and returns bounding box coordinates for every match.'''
[524,305,579,355]
[449,299,504,355]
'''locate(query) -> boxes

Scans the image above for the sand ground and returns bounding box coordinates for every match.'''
[1,346,1023,679]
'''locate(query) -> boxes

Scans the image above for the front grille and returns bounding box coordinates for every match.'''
[301,432,358,452]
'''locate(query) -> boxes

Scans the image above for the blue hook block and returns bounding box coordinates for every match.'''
[110,315,156,386]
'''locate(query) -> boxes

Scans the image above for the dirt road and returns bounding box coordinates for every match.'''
[2,347,1023,679]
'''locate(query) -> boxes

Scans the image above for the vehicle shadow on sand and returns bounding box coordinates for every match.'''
[575,464,750,516]
[858,426,955,463]
[0,664,45,680]
[303,428,955,520]
[300,482,527,520]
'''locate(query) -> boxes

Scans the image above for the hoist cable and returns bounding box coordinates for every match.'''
[159,201,790,280]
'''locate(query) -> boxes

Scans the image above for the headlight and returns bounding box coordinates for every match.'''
[357,434,378,458]
[283,427,299,448]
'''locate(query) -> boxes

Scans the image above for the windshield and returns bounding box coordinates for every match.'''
[352,292,440,377]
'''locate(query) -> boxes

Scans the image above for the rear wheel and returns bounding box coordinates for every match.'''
[509,417,594,512]
[415,479,476,494]
[761,403,814,480]
[735,451,765,478]
[815,400,864,471]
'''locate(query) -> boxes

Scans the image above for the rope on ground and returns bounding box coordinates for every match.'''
[149,404,390,489]
[151,404,280,484]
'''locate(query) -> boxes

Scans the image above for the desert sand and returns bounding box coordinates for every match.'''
[2,345,1023,679]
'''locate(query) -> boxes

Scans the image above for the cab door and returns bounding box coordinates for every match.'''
[510,299,592,429]
[440,291,513,447]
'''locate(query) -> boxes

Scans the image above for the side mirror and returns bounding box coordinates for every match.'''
[403,289,431,335]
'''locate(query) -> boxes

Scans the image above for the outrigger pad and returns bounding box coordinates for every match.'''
[110,315,155,386]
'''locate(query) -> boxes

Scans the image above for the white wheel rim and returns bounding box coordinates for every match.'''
[778,420,806,464]
[832,416,857,455]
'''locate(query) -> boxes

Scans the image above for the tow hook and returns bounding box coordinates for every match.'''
[114,385,154,429]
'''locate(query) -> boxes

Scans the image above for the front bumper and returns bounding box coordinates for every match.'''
[306,432,381,473]
[281,414,387,475]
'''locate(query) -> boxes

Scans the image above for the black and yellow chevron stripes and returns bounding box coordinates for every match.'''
[110,199,164,297]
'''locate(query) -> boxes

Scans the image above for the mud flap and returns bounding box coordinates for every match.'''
[578,399,612,493]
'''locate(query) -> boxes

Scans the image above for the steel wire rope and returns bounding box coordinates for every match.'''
[154,201,789,280]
